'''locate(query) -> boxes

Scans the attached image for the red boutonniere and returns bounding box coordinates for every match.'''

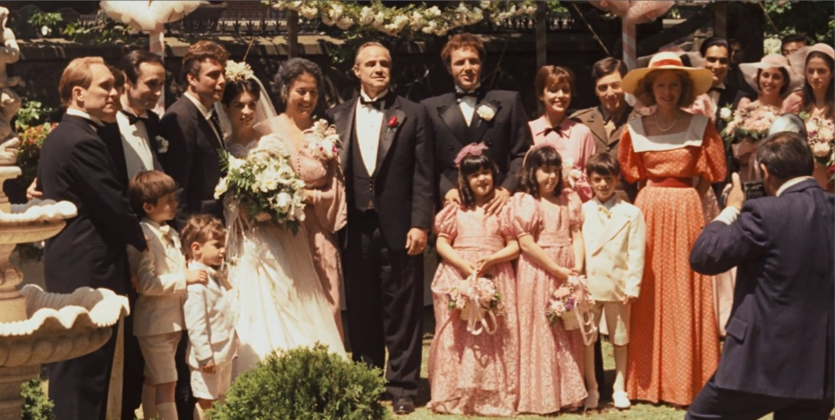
[387,116,399,128]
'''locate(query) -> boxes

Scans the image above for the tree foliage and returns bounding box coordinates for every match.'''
[763,0,834,44]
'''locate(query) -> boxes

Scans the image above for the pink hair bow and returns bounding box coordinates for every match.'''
[454,143,490,167]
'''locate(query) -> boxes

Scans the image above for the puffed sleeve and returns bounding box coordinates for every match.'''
[695,122,729,183]
[618,126,646,184]
[433,203,459,241]
[498,203,515,240]
[511,193,542,238]
[564,189,584,229]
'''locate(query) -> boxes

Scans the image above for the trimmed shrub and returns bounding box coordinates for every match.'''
[210,343,389,420]
[20,377,55,420]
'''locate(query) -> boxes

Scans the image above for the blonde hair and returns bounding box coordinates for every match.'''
[633,69,696,107]
[59,57,106,106]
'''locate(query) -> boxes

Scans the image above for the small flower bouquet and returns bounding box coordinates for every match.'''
[720,104,781,148]
[215,137,307,233]
[444,273,503,335]
[17,122,57,187]
[303,119,341,161]
[805,116,834,169]
[546,276,595,332]
[561,157,592,200]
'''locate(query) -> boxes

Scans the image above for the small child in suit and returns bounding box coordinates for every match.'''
[580,153,646,410]
[127,170,209,420]
[181,214,238,420]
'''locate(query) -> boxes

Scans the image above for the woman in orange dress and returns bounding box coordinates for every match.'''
[619,52,726,406]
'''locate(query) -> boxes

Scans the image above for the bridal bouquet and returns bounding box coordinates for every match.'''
[303,119,341,161]
[444,273,503,335]
[720,104,781,147]
[215,137,307,233]
[805,115,835,168]
[545,276,595,332]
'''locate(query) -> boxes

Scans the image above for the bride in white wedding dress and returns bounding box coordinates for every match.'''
[217,63,346,377]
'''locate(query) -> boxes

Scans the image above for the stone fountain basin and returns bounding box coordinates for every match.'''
[0,285,129,368]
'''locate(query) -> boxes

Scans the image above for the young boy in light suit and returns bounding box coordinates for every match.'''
[580,153,646,410]
[127,170,209,420]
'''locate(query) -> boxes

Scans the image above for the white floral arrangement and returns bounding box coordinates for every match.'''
[805,115,835,170]
[155,135,169,154]
[303,119,341,161]
[475,103,496,121]
[561,157,585,189]
[225,60,255,83]
[443,273,503,336]
[214,137,307,233]
[270,0,537,37]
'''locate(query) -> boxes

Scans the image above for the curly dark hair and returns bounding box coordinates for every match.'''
[457,154,500,208]
[221,78,261,106]
[273,57,323,113]
[181,40,229,84]
[518,147,564,199]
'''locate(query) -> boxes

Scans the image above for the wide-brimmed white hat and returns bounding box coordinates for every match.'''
[623,51,714,96]
[788,43,835,79]
[739,54,803,97]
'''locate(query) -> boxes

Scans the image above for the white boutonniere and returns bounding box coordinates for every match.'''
[719,104,733,122]
[155,135,169,153]
[475,103,496,121]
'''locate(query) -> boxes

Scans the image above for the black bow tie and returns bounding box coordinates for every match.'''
[121,110,148,125]
[543,125,564,136]
[456,90,480,100]
[360,96,384,110]
[709,86,725,93]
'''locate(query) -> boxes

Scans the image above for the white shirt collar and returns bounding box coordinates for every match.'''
[66,107,104,127]
[359,88,388,103]
[184,92,214,119]
[776,176,814,197]
[594,195,618,211]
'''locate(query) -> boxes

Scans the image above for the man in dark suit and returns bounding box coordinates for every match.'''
[570,57,639,203]
[159,40,228,229]
[38,56,147,420]
[327,42,434,415]
[687,130,834,420]
[421,33,530,214]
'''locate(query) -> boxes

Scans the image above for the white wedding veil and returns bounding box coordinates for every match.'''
[214,75,279,141]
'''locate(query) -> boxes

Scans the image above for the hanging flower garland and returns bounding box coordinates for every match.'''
[270,1,538,37]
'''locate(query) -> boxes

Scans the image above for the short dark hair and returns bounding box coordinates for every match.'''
[591,57,628,82]
[781,33,808,48]
[757,131,814,181]
[441,33,485,68]
[457,153,500,208]
[634,69,696,107]
[585,152,621,178]
[755,67,791,95]
[535,65,575,106]
[180,214,226,260]
[274,57,322,110]
[107,65,125,90]
[128,170,179,218]
[181,40,229,83]
[221,78,261,106]
[699,36,730,58]
[518,147,564,199]
[119,50,165,85]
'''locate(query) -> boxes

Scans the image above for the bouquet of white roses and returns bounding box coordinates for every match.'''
[214,136,307,233]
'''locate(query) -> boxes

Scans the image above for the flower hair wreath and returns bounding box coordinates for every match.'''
[225,60,255,83]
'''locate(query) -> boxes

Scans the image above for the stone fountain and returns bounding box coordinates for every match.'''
[0,7,129,419]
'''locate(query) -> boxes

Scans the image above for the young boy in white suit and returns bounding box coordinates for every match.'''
[580,153,646,410]
[181,214,238,420]
[127,170,209,420]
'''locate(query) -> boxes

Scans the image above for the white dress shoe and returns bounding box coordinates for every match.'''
[613,390,631,409]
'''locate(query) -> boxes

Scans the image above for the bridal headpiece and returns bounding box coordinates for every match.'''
[225,60,255,82]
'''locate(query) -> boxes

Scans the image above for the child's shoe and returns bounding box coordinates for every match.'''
[613,390,631,409]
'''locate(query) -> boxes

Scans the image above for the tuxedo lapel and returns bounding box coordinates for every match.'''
[469,96,500,144]
[592,206,629,254]
[375,97,405,176]
[438,94,467,145]
[181,98,224,152]
[335,98,357,172]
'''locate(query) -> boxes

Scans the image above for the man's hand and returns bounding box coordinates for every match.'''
[201,360,216,373]
[444,188,461,205]
[26,178,42,201]
[186,269,208,286]
[405,228,428,256]
[725,173,744,211]
[484,187,511,215]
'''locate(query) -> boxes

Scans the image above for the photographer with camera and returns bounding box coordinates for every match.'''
[686,119,834,420]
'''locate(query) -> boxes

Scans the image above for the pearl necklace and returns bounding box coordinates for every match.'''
[654,109,680,132]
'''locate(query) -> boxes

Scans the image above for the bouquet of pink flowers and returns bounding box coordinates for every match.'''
[546,276,595,335]
[720,104,781,147]
[805,116,834,168]
[445,273,503,335]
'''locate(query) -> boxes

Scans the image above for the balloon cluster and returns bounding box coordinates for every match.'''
[590,0,674,25]
[100,1,204,33]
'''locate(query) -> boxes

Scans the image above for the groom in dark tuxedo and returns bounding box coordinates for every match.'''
[160,40,228,229]
[687,130,834,420]
[327,42,434,415]
[421,33,531,213]
[38,57,147,420]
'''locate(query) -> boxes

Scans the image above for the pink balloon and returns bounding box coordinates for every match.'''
[625,1,673,24]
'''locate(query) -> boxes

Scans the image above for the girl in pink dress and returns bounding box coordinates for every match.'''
[512,143,587,414]
[427,144,520,417]
[528,65,596,201]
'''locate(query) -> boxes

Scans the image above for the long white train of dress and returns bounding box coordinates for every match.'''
[225,139,346,378]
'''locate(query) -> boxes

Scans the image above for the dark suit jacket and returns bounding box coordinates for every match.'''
[421,90,531,198]
[159,96,225,229]
[690,179,834,399]
[327,93,434,250]
[37,114,146,296]
[712,84,745,134]
[100,110,162,191]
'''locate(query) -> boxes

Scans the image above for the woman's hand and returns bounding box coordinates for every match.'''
[476,256,494,275]
[459,262,477,278]
[552,265,574,280]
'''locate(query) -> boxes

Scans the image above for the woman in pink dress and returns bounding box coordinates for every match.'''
[427,144,520,417]
[529,65,596,201]
[512,143,587,414]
